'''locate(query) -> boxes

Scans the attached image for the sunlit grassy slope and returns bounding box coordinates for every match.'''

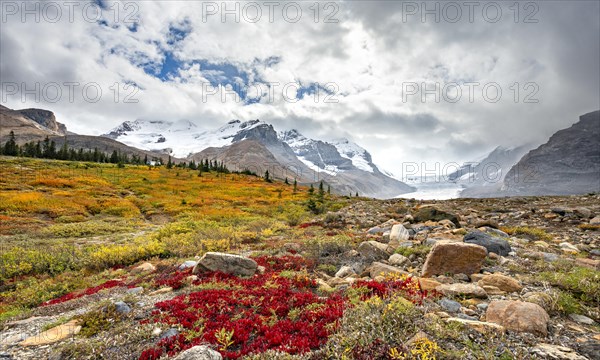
[0,156,353,318]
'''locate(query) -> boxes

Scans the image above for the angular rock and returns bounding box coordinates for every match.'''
[446,318,505,335]
[335,265,356,278]
[464,230,511,256]
[367,226,383,235]
[486,300,549,336]
[590,216,600,225]
[126,287,144,295]
[436,283,487,298]
[389,224,410,244]
[417,278,442,292]
[179,260,197,270]
[482,285,505,296]
[368,262,407,278]
[478,274,523,293]
[20,320,81,346]
[568,314,595,325]
[421,241,487,277]
[132,262,156,273]
[193,252,257,277]
[114,301,131,314]
[575,258,600,270]
[159,328,180,341]
[173,345,223,360]
[357,241,393,262]
[573,207,592,219]
[438,298,461,313]
[522,292,554,312]
[388,253,410,268]
[532,344,588,360]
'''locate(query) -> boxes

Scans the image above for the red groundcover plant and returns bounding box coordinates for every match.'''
[139,255,343,359]
[139,256,430,359]
[40,279,125,307]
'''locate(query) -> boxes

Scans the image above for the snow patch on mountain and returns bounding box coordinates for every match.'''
[329,138,374,173]
[104,119,267,158]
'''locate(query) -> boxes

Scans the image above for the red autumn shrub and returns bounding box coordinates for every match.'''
[140,256,341,359]
[40,279,125,307]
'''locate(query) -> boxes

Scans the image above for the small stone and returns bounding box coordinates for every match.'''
[590,216,600,225]
[476,303,489,311]
[532,343,588,360]
[132,262,156,273]
[575,258,600,270]
[158,328,179,341]
[389,224,410,243]
[482,285,505,296]
[316,279,333,292]
[126,287,144,294]
[435,283,487,298]
[568,314,595,325]
[367,262,407,278]
[179,260,197,270]
[438,298,461,313]
[357,241,394,261]
[152,328,162,336]
[523,292,554,312]
[367,226,383,235]
[453,273,470,282]
[417,278,442,291]
[335,265,356,278]
[150,287,173,296]
[388,254,410,268]
[114,301,131,314]
[1,333,27,345]
[478,273,523,293]
[573,208,592,219]
[446,318,505,335]
[559,242,580,254]
[173,345,222,360]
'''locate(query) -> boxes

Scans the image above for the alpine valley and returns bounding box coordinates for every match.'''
[103,118,416,198]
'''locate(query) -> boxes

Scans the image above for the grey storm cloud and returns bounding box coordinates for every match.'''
[0,0,598,174]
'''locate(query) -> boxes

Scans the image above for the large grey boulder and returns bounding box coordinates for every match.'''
[192,252,257,277]
[464,230,511,256]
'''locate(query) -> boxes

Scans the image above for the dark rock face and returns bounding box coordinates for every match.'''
[463,230,511,256]
[502,110,600,196]
[18,108,67,134]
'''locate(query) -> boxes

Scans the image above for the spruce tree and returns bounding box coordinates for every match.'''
[293,179,297,193]
[166,156,173,169]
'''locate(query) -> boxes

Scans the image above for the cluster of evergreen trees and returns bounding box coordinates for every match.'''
[0,131,158,165]
[166,156,230,174]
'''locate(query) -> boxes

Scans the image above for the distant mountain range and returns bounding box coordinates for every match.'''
[455,110,600,197]
[449,144,535,197]
[104,118,415,198]
[2,104,598,198]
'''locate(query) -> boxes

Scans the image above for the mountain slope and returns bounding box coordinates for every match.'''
[451,144,534,198]
[501,110,600,196]
[0,105,171,162]
[0,104,66,142]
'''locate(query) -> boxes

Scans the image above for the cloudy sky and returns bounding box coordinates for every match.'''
[1,0,599,176]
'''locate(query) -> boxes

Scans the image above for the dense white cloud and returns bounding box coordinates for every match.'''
[1,0,598,176]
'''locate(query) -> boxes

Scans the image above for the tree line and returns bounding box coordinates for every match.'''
[0,131,158,165]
